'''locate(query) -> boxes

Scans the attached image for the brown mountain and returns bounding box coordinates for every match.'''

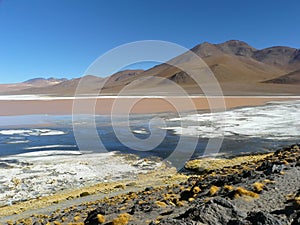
[252,46,300,69]
[194,40,300,69]
[128,40,300,94]
[4,70,143,96]
[103,40,299,95]
[1,40,300,96]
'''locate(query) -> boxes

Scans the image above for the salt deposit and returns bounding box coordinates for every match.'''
[0,151,161,207]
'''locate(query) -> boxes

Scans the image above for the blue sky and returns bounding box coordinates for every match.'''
[0,0,299,83]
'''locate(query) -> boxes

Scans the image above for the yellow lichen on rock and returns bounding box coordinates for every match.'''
[97,214,106,223]
[111,213,131,225]
[263,179,275,184]
[235,187,259,198]
[253,182,264,192]
[176,201,185,207]
[185,153,272,172]
[73,216,81,222]
[155,201,167,208]
[193,186,201,194]
[188,197,195,202]
[224,185,234,191]
[209,185,220,196]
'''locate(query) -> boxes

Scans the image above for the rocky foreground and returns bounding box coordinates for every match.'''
[2,144,300,225]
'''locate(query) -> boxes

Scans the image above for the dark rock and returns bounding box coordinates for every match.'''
[80,192,90,197]
[145,187,154,192]
[126,182,137,186]
[155,218,196,225]
[241,170,255,178]
[84,209,99,225]
[227,220,251,225]
[257,161,273,171]
[177,198,246,225]
[227,173,244,184]
[85,204,118,224]
[246,211,283,225]
[129,201,153,214]
[114,184,125,189]
[205,173,243,187]
[291,211,300,225]
[157,219,197,225]
[180,190,194,201]
[160,210,174,216]
[33,222,43,225]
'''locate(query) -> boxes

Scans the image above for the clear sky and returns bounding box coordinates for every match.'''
[0,0,299,83]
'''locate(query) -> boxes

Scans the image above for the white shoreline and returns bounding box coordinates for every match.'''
[0,150,162,207]
[0,94,300,101]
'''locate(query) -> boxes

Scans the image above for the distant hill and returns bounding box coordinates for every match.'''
[1,40,299,96]
[0,77,68,94]
[3,70,144,96]
[24,77,68,86]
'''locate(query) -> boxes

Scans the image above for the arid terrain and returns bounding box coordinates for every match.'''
[1,144,299,225]
[0,40,300,97]
[0,40,299,116]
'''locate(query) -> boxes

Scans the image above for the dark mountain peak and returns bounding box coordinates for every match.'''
[253,46,299,67]
[256,46,297,56]
[191,42,220,58]
[216,40,256,57]
[191,40,256,58]
[221,40,255,47]
[192,40,300,69]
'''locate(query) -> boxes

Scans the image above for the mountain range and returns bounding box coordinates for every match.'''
[0,77,68,94]
[1,40,300,96]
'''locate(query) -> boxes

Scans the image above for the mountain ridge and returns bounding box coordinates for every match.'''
[1,40,299,96]
[0,77,68,94]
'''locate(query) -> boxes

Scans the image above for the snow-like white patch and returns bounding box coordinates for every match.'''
[24,145,76,150]
[37,129,66,136]
[164,100,300,140]
[17,150,81,157]
[0,151,161,206]
[132,128,149,134]
[6,140,30,144]
[0,129,31,135]
[0,129,66,136]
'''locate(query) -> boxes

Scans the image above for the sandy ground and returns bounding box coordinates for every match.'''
[0,96,299,116]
